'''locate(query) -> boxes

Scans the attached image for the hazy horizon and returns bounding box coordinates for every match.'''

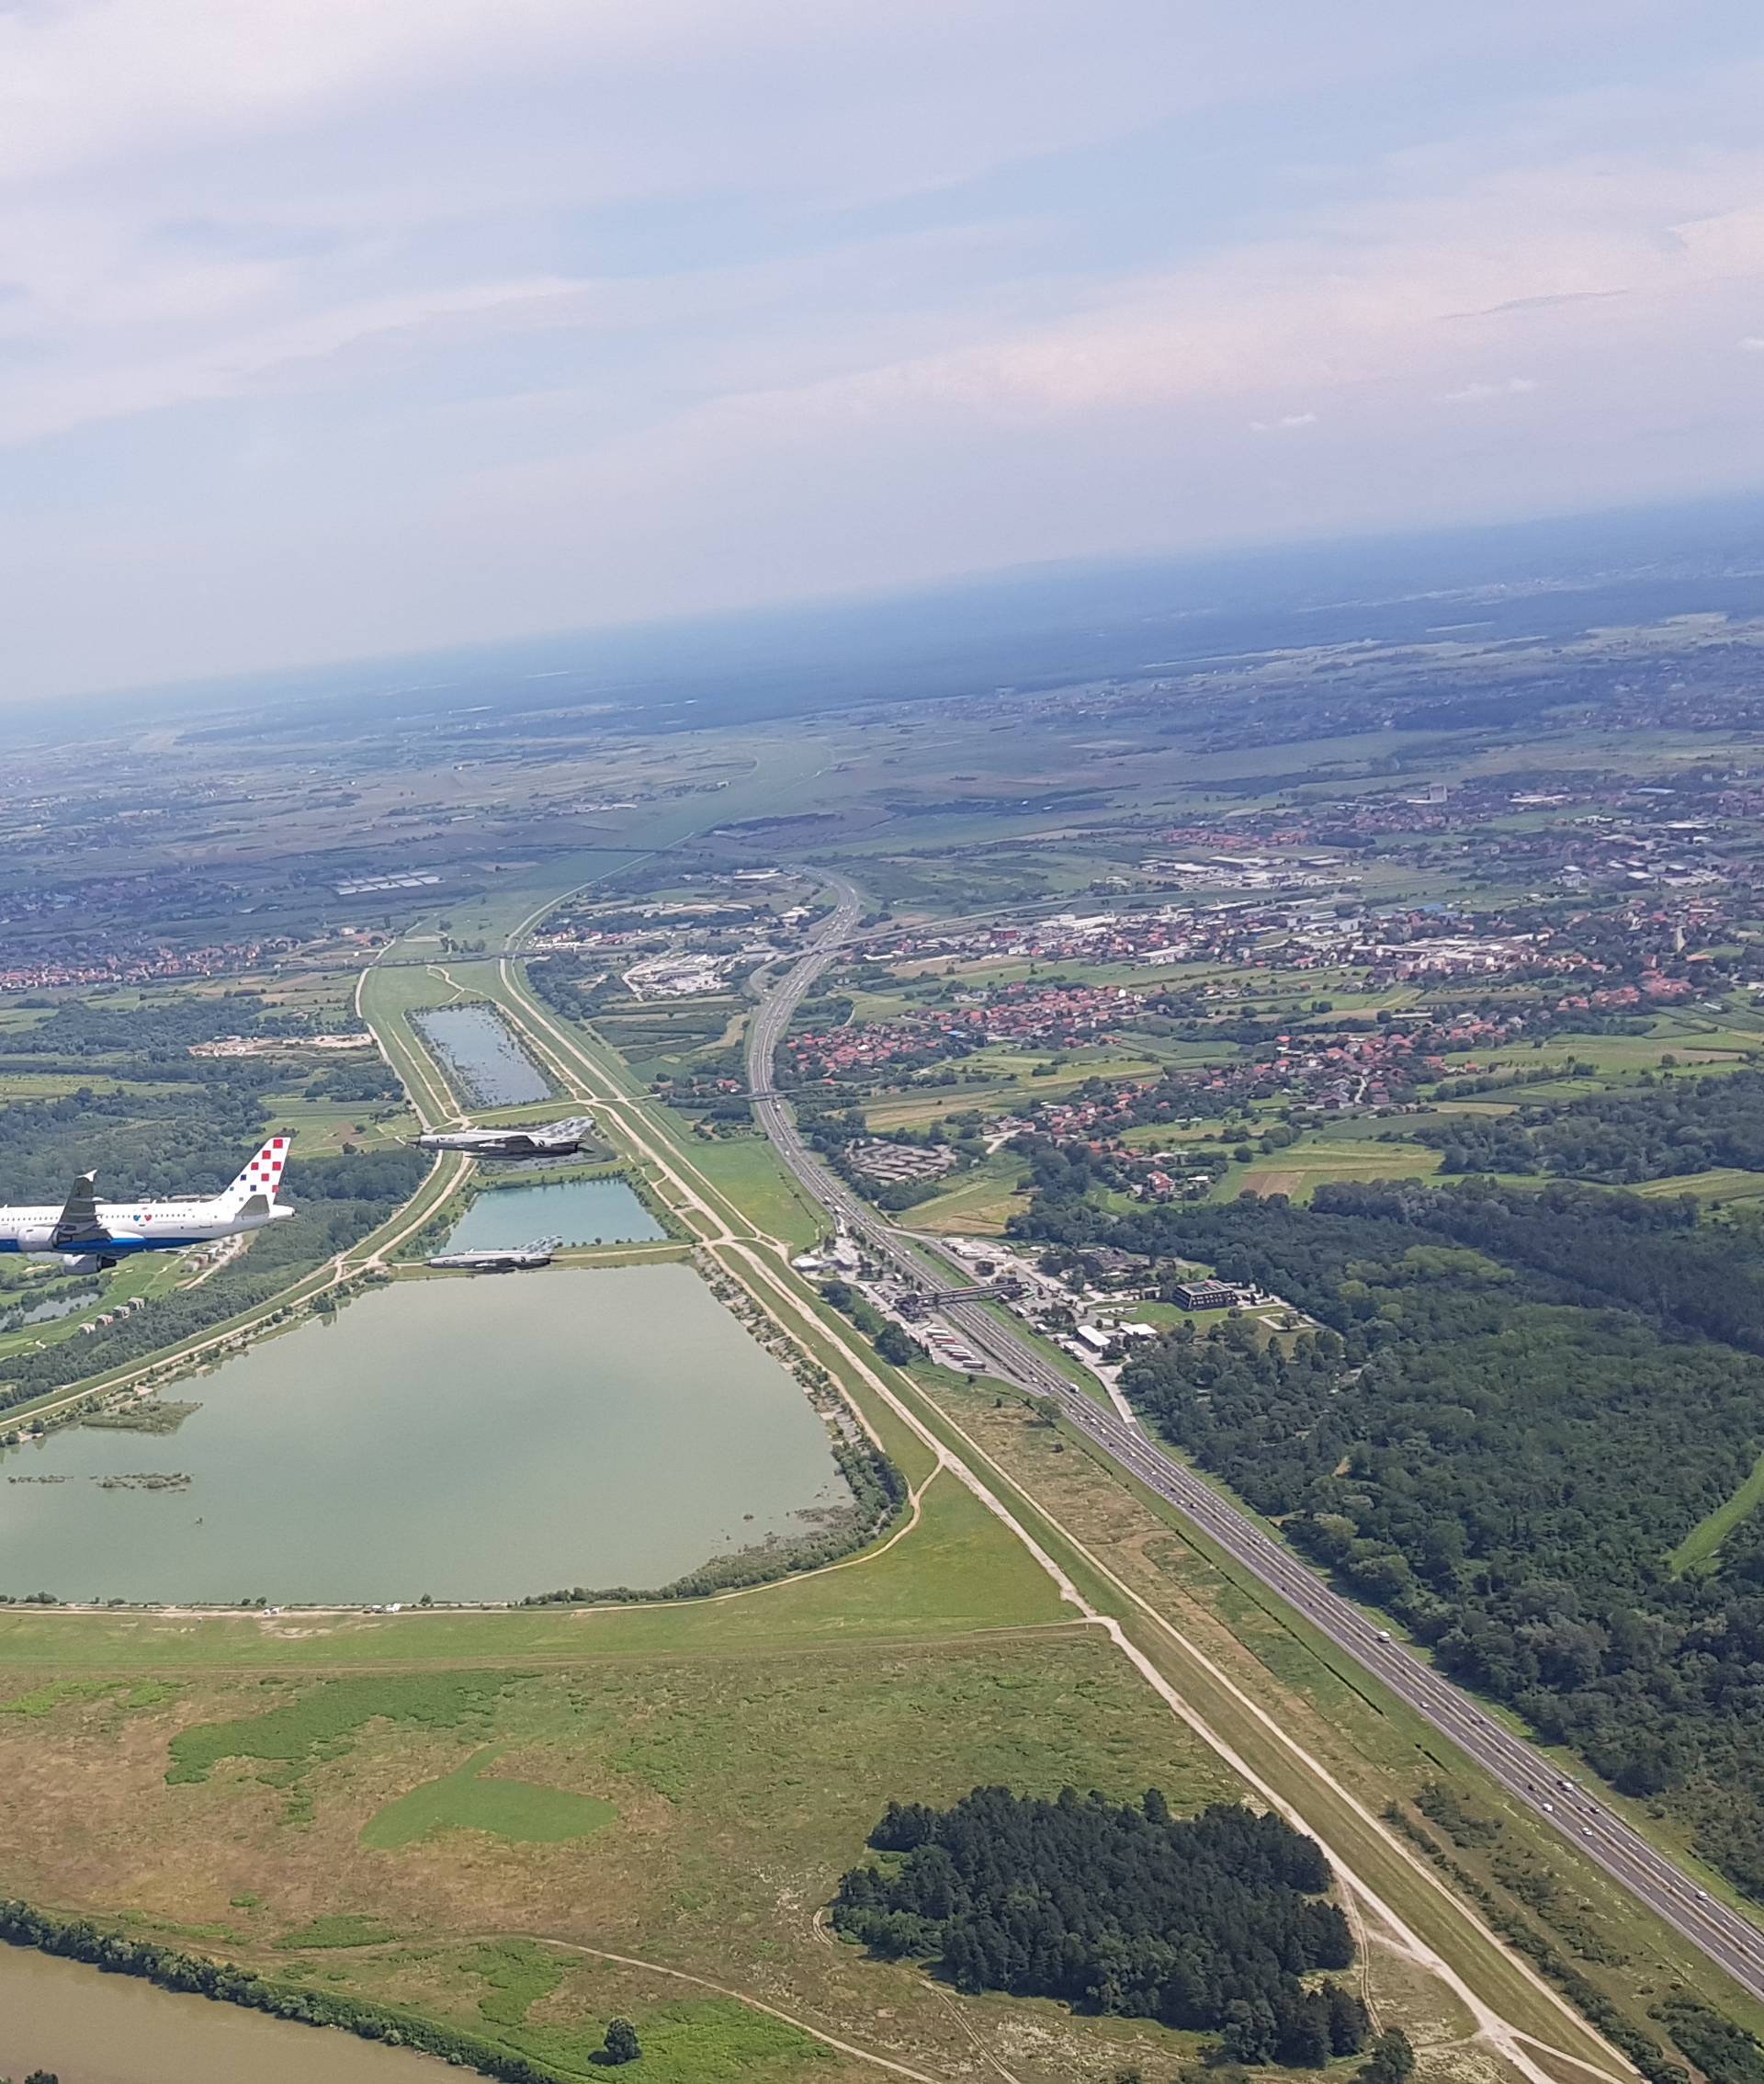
[50,488,1764,738]
[5,1,1763,702]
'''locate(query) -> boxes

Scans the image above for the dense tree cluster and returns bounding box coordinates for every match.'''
[305,1058,403,1104]
[833,1787,1368,2063]
[0,1080,277,1205]
[0,992,274,1062]
[1114,1184,1764,1896]
[1415,1068,1764,1183]
[1356,2029,1415,2084]
[1656,1999,1764,2084]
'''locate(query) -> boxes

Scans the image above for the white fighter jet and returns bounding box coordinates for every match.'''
[413,1116,595,1158]
[0,1137,295,1272]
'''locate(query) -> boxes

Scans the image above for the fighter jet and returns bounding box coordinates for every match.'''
[0,1137,295,1272]
[414,1116,595,1158]
[427,1235,562,1273]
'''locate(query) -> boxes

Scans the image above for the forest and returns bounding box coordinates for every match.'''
[833,1786,1370,2064]
[1113,1183,1764,1897]
[0,1080,277,1204]
[0,985,394,1203]
[1414,1068,1764,1184]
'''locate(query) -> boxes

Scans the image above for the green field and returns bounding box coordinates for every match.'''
[361,1745,616,1849]
[1220,1134,1442,1203]
[1634,1165,1764,1204]
[1670,1449,1764,1575]
[0,1605,1238,2083]
[673,1131,826,1249]
[900,1151,1030,1234]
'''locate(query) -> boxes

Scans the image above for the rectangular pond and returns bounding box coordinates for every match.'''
[412,1002,552,1106]
[444,1178,664,1252]
[0,1266,846,1606]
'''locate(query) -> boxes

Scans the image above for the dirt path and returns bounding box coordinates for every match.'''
[345,1929,948,2083]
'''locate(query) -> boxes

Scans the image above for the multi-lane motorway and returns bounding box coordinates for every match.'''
[747,878,1764,2008]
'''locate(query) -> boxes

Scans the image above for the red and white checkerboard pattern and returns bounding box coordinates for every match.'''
[229,1135,289,1202]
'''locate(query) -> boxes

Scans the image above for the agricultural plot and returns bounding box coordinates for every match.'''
[900,1152,1032,1235]
[1223,1135,1443,1203]
[591,996,743,1082]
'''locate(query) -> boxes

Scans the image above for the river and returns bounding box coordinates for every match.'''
[444,1177,663,1251]
[411,1003,551,1105]
[0,1942,450,2084]
[0,1267,844,1605]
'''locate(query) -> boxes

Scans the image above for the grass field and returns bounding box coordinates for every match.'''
[900,1152,1030,1234]
[1670,1448,1764,1575]
[357,959,469,1127]
[1221,1135,1442,1203]
[1633,1165,1764,1204]
[673,1131,826,1250]
[0,1250,185,1365]
[0,1619,1243,2083]
[360,1745,616,1850]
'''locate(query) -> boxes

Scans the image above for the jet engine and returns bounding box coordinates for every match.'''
[11,1227,115,1272]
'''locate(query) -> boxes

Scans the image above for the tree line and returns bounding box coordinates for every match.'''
[1414,1067,1764,1184]
[0,1899,564,2082]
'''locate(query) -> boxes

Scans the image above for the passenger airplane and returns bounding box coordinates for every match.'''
[0,1137,295,1272]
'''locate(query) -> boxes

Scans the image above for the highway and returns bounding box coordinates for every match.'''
[747,878,1764,2009]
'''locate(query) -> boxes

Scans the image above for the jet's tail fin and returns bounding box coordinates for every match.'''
[53,1172,106,1246]
[220,1135,291,1211]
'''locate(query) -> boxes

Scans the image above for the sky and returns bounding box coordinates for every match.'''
[4,0,1764,700]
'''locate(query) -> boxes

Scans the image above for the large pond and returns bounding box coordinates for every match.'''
[412,1003,551,1105]
[0,1942,449,2084]
[0,1268,844,1605]
[445,1178,664,1252]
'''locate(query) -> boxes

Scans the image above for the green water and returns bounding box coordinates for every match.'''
[445,1177,663,1251]
[0,1267,843,1605]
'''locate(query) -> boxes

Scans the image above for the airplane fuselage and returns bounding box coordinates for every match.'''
[0,1135,296,1267]
[0,1199,294,1259]
[415,1117,593,1158]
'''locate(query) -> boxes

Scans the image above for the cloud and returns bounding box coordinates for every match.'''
[1743,336,1764,351]
[1442,376,1540,402]
[2,0,1764,698]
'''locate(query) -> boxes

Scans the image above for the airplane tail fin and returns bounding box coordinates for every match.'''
[220,1135,292,1211]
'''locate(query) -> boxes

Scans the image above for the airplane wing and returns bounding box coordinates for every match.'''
[53,1172,107,1246]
